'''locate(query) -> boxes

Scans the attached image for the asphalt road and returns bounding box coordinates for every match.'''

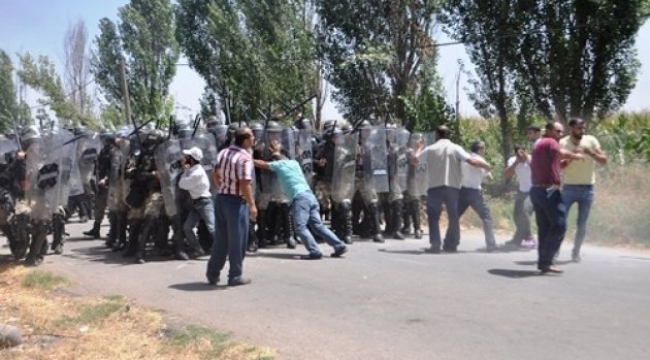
[2,220,650,360]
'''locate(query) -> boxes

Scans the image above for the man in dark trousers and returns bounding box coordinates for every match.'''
[529,122,584,274]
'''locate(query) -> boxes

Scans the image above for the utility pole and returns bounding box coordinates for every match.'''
[455,61,464,138]
[119,59,132,124]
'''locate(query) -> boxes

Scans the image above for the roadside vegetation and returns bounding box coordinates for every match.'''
[0,265,275,360]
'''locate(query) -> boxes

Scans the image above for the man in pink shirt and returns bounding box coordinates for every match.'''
[529,122,584,274]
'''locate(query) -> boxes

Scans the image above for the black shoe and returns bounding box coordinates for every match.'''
[175,251,190,261]
[331,246,348,258]
[227,278,252,286]
[24,257,43,267]
[247,242,258,253]
[343,235,353,245]
[373,233,385,243]
[414,230,422,239]
[207,277,219,286]
[393,231,405,240]
[83,230,100,239]
[135,257,146,264]
[80,216,89,224]
[286,237,297,249]
[189,249,205,259]
[486,245,499,253]
[424,247,441,254]
[300,253,323,260]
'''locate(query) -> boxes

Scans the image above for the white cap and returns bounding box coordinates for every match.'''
[182,147,203,162]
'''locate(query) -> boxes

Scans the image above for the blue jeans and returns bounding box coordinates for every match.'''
[529,187,567,267]
[562,185,594,256]
[184,197,216,253]
[458,188,496,247]
[292,191,346,256]
[206,195,249,283]
[426,186,460,250]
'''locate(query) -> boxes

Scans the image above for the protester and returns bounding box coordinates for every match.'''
[529,122,584,274]
[206,127,256,286]
[253,139,348,260]
[414,126,491,254]
[527,125,542,148]
[178,147,214,259]
[560,118,608,262]
[458,140,498,252]
[504,145,535,248]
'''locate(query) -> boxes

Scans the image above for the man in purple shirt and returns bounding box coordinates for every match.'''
[530,122,584,274]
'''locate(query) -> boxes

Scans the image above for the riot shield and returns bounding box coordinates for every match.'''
[259,128,291,198]
[55,132,78,209]
[0,137,19,165]
[408,132,430,196]
[77,135,101,192]
[190,133,218,193]
[281,128,296,160]
[154,139,183,217]
[391,128,410,192]
[209,124,229,151]
[360,128,389,194]
[107,145,123,210]
[331,132,358,203]
[118,140,132,206]
[25,133,65,221]
[296,129,314,185]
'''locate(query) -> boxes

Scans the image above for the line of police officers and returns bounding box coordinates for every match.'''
[0,116,432,266]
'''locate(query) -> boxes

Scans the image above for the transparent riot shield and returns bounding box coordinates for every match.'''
[55,133,78,210]
[0,137,19,165]
[119,140,132,206]
[392,128,410,192]
[209,124,229,151]
[154,139,183,217]
[360,128,389,194]
[281,128,296,160]
[296,129,314,185]
[259,128,285,199]
[25,133,65,221]
[77,135,101,193]
[331,132,358,203]
[190,132,218,190]
[408,132,430,196]
[107,145,123,211]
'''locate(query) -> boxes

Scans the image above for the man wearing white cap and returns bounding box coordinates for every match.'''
[179,147,215,258]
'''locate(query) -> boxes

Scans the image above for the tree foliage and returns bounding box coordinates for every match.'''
[0,50,18,132]
[63,19,94,120]
[316,0,443,130]
[92,0,180,124]
[176,0,318,124]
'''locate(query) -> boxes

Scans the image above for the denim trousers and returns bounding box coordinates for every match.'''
[292,191,346,256]
[458,187,496,247]
[426,186,460,250]
[206,194,249,282]
[183,197,216,252]
[512,191,533,244]
[529,187,567,267]
[562,185,594,256]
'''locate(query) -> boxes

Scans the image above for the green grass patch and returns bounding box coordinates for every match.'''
[22,270,69,290]
[56,298,126,327]
[168,325,232,358]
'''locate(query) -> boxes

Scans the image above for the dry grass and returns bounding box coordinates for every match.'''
[458,164,650,247]
[0,264,276,360]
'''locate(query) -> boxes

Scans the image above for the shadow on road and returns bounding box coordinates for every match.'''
[487,269,540,278]
[64,245,177,265]
[169,282,227,292]
[620,256,650,261]
[248,252,302,260]
[514,260,573,266]
[378,248,425,255]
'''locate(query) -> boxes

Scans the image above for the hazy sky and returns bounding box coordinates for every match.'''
[1,0,649,121]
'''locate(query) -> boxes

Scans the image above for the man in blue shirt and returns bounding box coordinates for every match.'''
[253,141,348,260]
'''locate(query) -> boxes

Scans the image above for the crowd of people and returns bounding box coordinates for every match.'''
[0,114,606,284]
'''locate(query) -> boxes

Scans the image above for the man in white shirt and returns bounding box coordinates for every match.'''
[414,126,491,253]
[504,145,535,248]
[178,147,214,258]
[458,141,497,252]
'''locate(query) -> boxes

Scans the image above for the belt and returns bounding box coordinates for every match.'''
[194,196,211,201]
[532,184,560,190]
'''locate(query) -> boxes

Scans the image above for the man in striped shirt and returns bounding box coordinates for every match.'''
[206,127,257,287]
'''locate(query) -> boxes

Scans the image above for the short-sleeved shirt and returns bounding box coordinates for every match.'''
[268,159,311,202]
[530,137,561,186]
[560,135,600,185]
[507,156,532,192]
[418,139,471,189]
[215,146,253,196]
[461,153,489,190]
